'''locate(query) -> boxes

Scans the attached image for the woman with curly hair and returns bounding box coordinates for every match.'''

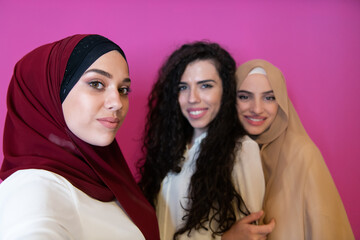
[138,42,275,239]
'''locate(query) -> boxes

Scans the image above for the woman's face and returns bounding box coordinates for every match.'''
[62,50,130,146]
[237,73,278,136]
[178,60,223,138]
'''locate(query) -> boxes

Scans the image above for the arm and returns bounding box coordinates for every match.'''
[0,170,81,239]
[222,211,275,240]
[232,137,265,214]
[223,138,274,240]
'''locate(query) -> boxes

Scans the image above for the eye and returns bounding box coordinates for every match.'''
[119,87,131,96]
[201,83,213,89]
[238,94,249,101]
[178,85,187,91]
[89,81,104,90]
[264,95,276,101]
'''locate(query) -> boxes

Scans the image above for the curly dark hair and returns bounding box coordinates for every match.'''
[138,41,248,238]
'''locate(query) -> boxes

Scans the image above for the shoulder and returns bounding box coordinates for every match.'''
[277,132,324,168]
[0,169,74,197]
[236,135,260,155]
[0,169,77,214]
[239,135,256,143]
[0,169,80,236]
[287,133,322,157]
[0,169,77,212]
[233,135,262,168]
[282,135,327,178]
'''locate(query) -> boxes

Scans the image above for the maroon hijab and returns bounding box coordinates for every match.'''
[1,34,159,240]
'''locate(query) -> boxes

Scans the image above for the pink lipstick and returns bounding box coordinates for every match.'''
[97,117,120,129]
[187,108,207,119]
[244,115,266,126]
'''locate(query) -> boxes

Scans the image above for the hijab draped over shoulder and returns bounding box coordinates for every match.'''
[236,59,354,239]
[0,34,159,240]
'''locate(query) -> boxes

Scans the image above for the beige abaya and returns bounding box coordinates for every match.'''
[236,59,354,240]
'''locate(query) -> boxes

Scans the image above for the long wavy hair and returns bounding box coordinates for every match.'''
[138,41,248,238]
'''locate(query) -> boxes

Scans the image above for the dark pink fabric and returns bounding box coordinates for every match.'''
[1,34,159,240]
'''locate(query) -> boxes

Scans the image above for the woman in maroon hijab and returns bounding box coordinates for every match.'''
[0,34,159,240]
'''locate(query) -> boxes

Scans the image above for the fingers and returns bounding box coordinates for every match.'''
[239,211,264,224]
[221,213,275,240]
[256,218,275,235]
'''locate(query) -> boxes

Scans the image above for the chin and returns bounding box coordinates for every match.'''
[245,127,264,136]
[94,142,112,147]
[87,136,115,147]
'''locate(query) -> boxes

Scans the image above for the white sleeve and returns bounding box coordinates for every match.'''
[232,136,265,214]
[0,170,81,240]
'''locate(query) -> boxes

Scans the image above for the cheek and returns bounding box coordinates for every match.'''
[207,90,222,106]
[122,99,130,116]
[178,94,187,111]
[67,95,103,128]
[74,96,94,115]
[62,95,86,127]
[236,102,248,114]
[269,104,279,117]
[66,101,89,127]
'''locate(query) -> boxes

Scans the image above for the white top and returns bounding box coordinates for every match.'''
[0,169,145,240]
[156,134,265,240]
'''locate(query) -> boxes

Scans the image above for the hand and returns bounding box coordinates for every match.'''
[221,211,275,240]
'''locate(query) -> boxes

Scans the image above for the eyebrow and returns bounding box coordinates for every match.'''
[198,79,216,84]
[179,79,217,84]
[237,90,274,94]
[83,68,131,83]
[84,69,113,78]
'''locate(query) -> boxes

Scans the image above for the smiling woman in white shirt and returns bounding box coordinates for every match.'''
[138,42,275,240]
[0,34,159,240]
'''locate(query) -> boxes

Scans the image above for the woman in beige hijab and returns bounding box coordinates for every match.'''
[235,59,354,240]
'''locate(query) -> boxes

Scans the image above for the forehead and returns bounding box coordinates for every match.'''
[181,60,219,81]
[89,51,128,74]
[239,74,272,92]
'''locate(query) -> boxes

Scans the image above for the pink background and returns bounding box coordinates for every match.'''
[1,0,359,237]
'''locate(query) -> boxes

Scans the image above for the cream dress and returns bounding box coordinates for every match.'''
[156,133,265,240]
[0,169,145,240]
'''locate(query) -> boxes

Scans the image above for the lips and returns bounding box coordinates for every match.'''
[97,117,120,129]
[244,115,267,126]
[187,108,207,119]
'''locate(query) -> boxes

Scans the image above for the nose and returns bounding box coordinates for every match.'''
[188,88,200,103]
[104,89,123,111]
[250,98,264,114]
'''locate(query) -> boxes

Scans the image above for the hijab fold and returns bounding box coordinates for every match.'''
[1,34,159,240]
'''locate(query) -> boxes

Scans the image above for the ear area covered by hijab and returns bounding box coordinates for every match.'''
[0,34,159,240]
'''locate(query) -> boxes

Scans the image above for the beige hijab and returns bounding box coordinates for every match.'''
[236,59,354,240]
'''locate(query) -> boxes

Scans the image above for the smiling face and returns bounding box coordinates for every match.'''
[62,50,130,146]
[178,60,223,138]
[237,73,279,136]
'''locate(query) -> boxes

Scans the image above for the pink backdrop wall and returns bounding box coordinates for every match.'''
[1,0,359,237]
